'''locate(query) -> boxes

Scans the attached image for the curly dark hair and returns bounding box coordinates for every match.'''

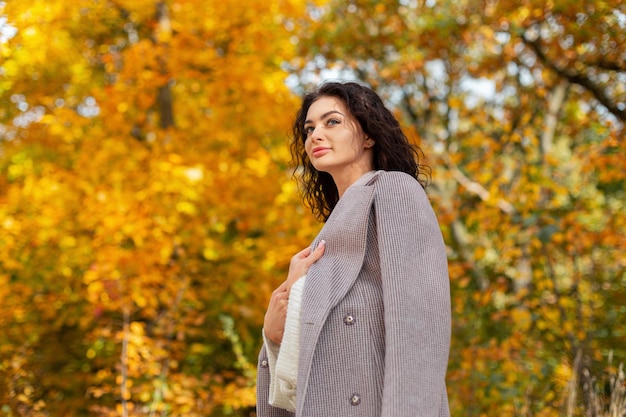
[290,81,431,221]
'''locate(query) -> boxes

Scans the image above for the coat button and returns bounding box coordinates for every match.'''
[260,359,268,368]
[343,314,355,325]
[350,393,361,406]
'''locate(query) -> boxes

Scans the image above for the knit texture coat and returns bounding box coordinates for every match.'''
[257,170,451,417]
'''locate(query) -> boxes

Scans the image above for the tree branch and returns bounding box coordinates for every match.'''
[523,36,626,122]
[440,153,517,215]
[541,80,569,158]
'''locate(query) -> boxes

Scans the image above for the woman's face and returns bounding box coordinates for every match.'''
[303,96,374,179]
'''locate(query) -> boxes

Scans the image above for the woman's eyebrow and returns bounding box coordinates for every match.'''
[304,110,344,125]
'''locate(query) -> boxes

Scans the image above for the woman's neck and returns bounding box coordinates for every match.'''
[332,166,375,197]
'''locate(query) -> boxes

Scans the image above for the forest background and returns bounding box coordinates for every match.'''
[0,0,624,416]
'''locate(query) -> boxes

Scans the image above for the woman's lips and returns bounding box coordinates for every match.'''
[312,147,330,157]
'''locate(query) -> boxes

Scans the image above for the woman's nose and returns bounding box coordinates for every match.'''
[310,125,323,141]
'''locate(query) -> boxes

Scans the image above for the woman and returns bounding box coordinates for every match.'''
[257,82,451,417]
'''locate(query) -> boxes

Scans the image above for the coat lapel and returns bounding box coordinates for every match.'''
[297,173,377,413]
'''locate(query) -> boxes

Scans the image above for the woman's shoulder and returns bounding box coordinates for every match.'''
[372,171,438,224]
[370,170,425,194]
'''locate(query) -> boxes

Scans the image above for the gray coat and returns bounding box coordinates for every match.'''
[257,170,451,417]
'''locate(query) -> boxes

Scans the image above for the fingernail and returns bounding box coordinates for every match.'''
[320,240,326,246]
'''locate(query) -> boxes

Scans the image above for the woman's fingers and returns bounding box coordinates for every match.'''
[264,288,289,344]
[285,240,327,290]
[272,280,288,294]
[306,240,325,265]
[292,246,311,261]
[265,240,328,344]
[295,240,326,268]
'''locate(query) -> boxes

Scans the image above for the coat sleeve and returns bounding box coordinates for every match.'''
[256,343,295,417]
[374,171,451,416]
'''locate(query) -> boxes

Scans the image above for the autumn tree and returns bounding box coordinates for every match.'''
[2,0,625,415]
[289,0,625,415]
[0,0,321,415]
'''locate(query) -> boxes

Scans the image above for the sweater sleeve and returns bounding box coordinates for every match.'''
[374,171,451,416]
[256,343,295,417]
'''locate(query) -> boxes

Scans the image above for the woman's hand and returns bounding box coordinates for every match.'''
[263,281,289,346]
[284,240,325,294]
[263,241,326,345]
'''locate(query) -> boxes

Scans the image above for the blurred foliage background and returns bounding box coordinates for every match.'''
[0,0,624,416]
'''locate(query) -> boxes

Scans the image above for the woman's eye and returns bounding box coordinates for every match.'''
[327,119,340,126]
[304,126,314,135]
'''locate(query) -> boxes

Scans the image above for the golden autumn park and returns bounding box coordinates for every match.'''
[1,0,625,415]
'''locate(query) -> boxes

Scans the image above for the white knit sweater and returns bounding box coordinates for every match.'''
[262,275,306,412]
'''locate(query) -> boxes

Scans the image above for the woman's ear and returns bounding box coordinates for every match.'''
[365,137,375,148]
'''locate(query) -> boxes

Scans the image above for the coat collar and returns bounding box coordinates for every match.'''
[303,170,379,323]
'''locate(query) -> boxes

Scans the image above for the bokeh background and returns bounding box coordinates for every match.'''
[0,0,624,416]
